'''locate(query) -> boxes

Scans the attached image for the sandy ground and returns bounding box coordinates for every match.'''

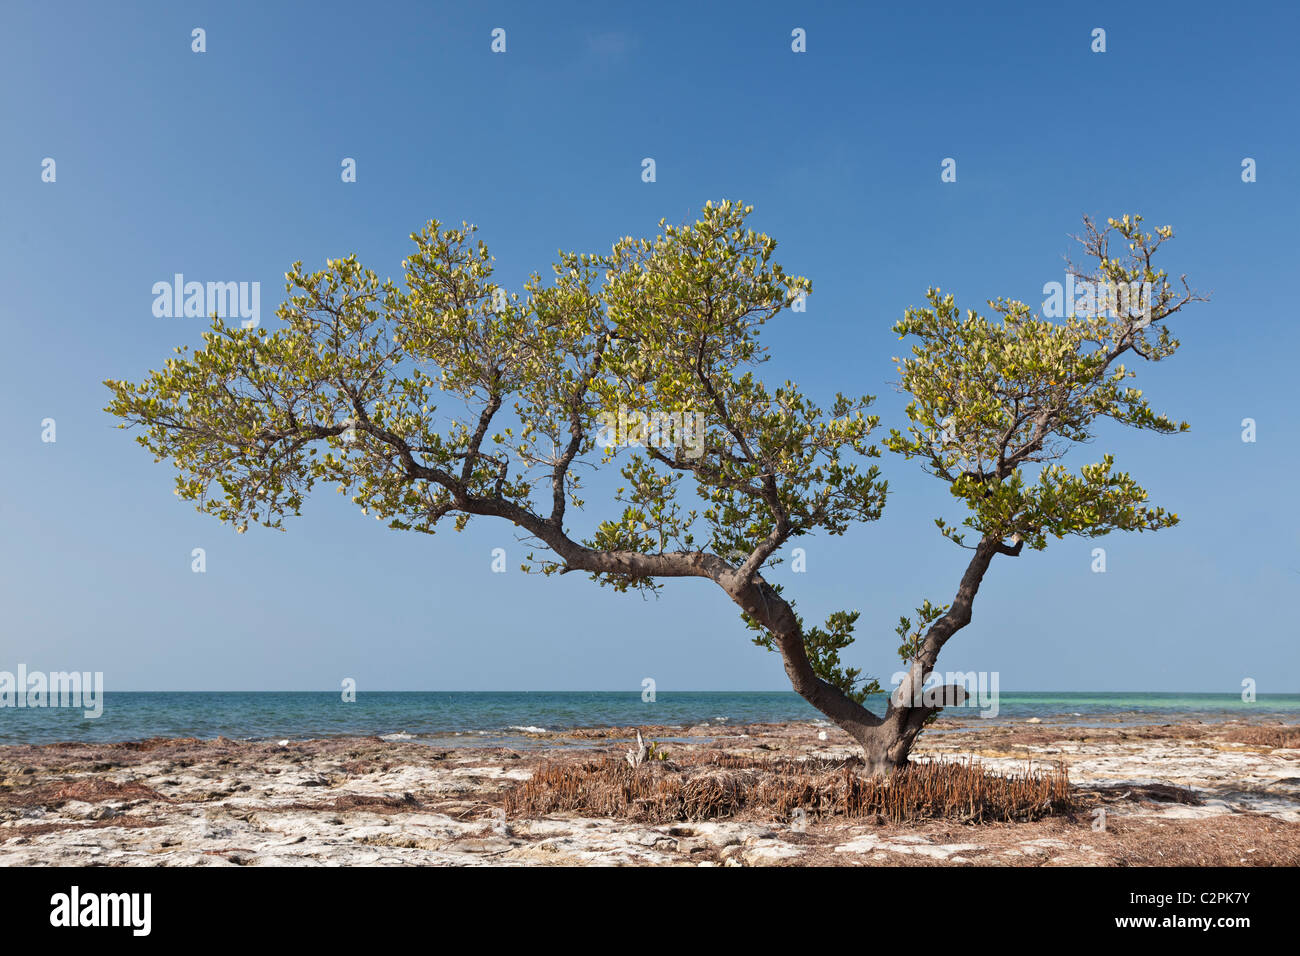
[1,719,1297,866]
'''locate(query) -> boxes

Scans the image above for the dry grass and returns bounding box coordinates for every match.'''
[0,777,169,809]
[1098,815,1300,866]
[276,793,428,814]
[1215,725,1300,750]
[504,752,1071,825]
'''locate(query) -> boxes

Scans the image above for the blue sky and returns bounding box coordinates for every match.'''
[1,0,1296,693]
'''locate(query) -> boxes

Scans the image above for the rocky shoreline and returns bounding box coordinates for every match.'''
[1,720,1297,866]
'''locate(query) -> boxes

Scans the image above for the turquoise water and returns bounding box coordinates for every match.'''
[1,691,1296,746]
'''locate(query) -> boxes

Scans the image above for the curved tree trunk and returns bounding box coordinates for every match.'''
[726,535,1008,777]
[546,509,1011,777]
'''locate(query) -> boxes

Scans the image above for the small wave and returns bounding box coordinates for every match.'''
[507,725,550,734]
[380,732,414,741]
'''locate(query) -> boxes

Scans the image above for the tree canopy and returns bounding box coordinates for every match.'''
[105,205,1204,774]
[886,214,1199,554]
[880,214,1205,733]
[106,201,888,729]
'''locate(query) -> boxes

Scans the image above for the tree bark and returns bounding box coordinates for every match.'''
[859,535,1004,774]
[725,576,886,745]
[445,467,1006,777]
[733,534,1006,777]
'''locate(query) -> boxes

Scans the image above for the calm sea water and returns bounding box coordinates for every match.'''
[1,691,1297,747]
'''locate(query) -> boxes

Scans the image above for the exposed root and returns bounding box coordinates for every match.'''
[505,752,1071,824]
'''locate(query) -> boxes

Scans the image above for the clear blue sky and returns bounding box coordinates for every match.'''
[1,1,1296,692]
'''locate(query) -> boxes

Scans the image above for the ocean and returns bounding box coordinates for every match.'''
[1,691,1297,747]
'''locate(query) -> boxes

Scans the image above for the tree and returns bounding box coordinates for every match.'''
[105,204,1203,776]
[879,214,1206,767]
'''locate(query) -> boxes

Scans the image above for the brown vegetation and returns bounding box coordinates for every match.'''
[504,752,1071,825]
[0,778,168,809]
[1215,725,1300,750]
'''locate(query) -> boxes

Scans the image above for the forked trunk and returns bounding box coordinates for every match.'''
[849,704,937,777]
[726,539,1000,778]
